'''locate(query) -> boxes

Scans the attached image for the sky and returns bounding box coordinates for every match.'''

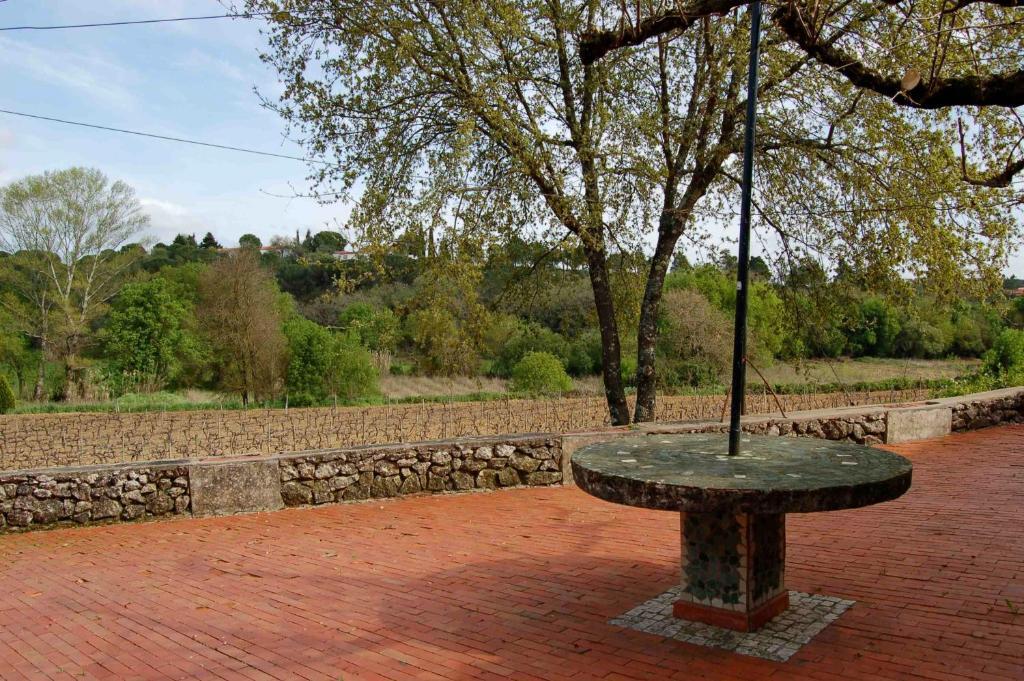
[0,0,346,248]
[0,1,1020,275]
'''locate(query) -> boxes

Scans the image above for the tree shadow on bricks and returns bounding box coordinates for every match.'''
[10,498,784,680]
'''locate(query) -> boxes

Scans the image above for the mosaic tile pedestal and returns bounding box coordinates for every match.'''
[572,433,912,632]
[675,511,788,631]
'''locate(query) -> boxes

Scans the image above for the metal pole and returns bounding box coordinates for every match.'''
[728,1,763,456]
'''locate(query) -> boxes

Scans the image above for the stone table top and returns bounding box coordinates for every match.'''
[571,433,912,514]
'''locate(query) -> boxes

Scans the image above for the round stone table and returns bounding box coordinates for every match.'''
[572,433,912,631]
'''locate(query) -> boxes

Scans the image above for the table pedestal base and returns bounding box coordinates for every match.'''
[675,510,788,632]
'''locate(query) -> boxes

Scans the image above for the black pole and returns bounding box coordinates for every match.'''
[728,1,763,456]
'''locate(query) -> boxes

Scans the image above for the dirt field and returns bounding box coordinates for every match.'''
[760,357,979,386]
[379,375,509,399]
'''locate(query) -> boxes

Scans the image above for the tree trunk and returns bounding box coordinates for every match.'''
[32,353,46,401]
[633,161,725,421]
[633,220,678,422]
[14,361,28,400]
[585,247,631,426]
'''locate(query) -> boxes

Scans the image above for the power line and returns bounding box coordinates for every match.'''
[0,12,273,31]
[0,108,331,165]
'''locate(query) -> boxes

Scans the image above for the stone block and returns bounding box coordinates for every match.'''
[91,498,121,520]
[314,462,338,479]
[886,406,951,444]
[188,460,283,517]
[399,476,421,494]
[477,469,499,489]
[122,504,146,520]
[370,475,401,498]
[497,468,521,487]
[510,454,540,473]
[452,471,474,490]
[526,471,561,485]
[495,444,515,457]
[281,481,313,506]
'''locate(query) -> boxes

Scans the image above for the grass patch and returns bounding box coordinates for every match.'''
[758,357,980,386]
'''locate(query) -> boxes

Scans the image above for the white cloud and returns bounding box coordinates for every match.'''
[176,49,251,85]
[138,197,197,243]
[0,37,141,110]
[0,127,14,179]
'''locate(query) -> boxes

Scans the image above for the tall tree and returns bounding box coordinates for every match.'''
[198,251,287,404]
[248,1,1020,423]
[0,168,149,397]
[200,232,222,250]
[101,278,193,391]
[0,302,39,399]
[239,233,263,250]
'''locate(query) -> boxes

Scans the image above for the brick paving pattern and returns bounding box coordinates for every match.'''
[1,426,1022,680]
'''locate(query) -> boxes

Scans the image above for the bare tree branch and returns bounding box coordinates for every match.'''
[580,0,746,64]
[580,0,1024,108]
[773,3,1024,109]
[958,118,1024,187]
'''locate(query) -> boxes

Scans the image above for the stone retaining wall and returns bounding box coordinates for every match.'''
[1,388,1020,534]
[0,463,190,531]
[278,437,562,507]
[951,390,1024,431]
[650,411,889,445]
[0,435,563,533]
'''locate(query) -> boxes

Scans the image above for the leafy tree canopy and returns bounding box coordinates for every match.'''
[200,232,222,250]
[249,0,1021,423]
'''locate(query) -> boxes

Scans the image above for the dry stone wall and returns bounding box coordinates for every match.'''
[0,435,562,533]
[0,389,930,471]
[278,437,562,507]
[748,412,888,444]
[0,464,190,531]
[952,391,1024,431]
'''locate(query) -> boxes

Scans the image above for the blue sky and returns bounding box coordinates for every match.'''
[0,0,345,248]
[0,1,1020,276]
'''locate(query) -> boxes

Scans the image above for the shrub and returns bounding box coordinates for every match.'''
[405,307,480,376]
[894,315,952,359]
[490,321,568,377]
[510,351,573,395]
[327,336,379,402]
[846,297,901,357]
[0,375,15,413]
[664,265,783,361]
[656,289,733,388]
[950,305,1000,357]
[619,353,638,387]
[337,303,400,375]
[389,360,415,376]
[284,317,379,405]
[101,278,192,390]
[984,329,1024,374]
[284,316,336,405]
[566,330,602,376]
[338,303,400,353]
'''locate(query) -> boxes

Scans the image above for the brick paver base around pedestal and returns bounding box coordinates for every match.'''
[1,426,1022,680]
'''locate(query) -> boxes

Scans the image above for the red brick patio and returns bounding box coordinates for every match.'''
[1,426,1022,681]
